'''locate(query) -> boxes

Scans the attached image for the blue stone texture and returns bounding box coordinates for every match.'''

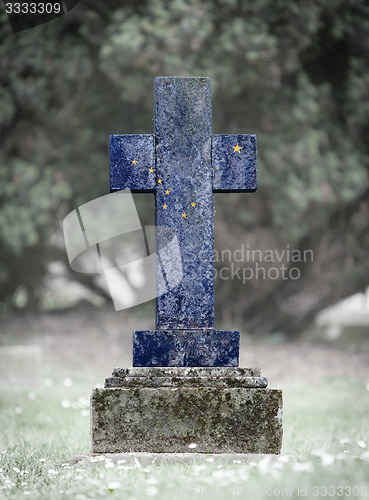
[154,77,214,329]
[109,76,258,367]
[133,330,239,367]
[110,134,155,193]
[213,134,257,192]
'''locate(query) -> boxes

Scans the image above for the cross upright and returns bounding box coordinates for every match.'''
[110,77,256,367]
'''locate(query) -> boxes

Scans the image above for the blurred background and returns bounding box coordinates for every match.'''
[1,0,369,382]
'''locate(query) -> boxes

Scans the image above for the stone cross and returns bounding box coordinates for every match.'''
[110,77,256,367]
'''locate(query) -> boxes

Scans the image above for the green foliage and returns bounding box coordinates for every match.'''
[261,74,368,240]
[0,160,71,253]
[98,0,369,244]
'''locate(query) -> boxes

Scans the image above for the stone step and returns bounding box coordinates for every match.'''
[105,375,268,388]
[112,367,261,377]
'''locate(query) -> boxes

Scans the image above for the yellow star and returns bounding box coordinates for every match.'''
[165,189,170,195]
[233,143,243,154]
[191,202,196,207]
[157,179,163,184]
[182,212,187,218]
[149,168,154,173]
[162,204,167,209]
[132,159,137,165]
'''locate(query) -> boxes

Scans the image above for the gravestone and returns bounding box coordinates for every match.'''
[91,77,283,453]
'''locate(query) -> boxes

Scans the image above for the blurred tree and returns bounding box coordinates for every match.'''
[0,0,368,333]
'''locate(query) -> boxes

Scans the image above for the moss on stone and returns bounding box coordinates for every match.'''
[91,386,282,454]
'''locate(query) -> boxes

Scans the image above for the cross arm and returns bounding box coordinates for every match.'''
[212,134,257,192]
[110,134,156,193]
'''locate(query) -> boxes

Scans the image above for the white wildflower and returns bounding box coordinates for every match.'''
[188,443,197,449]
[335,453,349,460]
[292,462,314,472]
[78,396,89,407]
[321,454,335,466]
[256,455,272,473]
[146,486,159,496]
[212,469,233,479]
[63,378,73,387]
[193,464,207,472]
[311,449,325,457]
[108,482,121,490]
[238,467,249,481]
[358,440,367,449]
[271,468,281,479]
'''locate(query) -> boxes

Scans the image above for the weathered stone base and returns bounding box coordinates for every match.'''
[91,368,283,454]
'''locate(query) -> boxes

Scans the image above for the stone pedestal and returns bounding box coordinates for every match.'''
[91,367,283,454]
[133,330,240,366]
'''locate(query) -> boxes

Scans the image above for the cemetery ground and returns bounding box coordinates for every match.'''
[1,305,369,499]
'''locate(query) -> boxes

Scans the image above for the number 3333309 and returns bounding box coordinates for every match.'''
[5,2,62,14]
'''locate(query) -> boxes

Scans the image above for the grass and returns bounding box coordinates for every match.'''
[1,377,369,499]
